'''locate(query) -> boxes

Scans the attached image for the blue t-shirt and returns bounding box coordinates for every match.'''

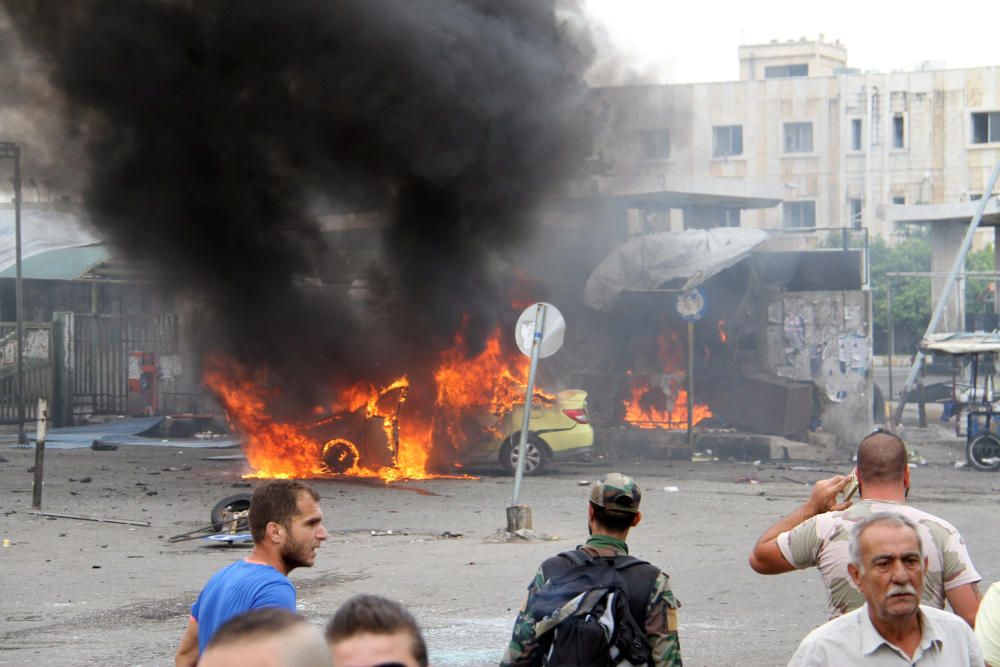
[191,559,296,654]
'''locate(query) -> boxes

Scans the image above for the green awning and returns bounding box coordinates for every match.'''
[0,244,111,280]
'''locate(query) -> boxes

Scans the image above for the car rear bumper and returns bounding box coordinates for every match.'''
[540,425,594,460]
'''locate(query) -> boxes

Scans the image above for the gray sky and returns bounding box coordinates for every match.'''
[584,0,999,84]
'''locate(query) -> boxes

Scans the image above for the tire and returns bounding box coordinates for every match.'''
[322,439,359,474]
[500,435,547,476]
[967,433,1000,472]
[210,493,252,531]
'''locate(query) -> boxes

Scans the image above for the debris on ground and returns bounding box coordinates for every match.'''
[29,511,151,527]
[488,528,559,543]
[663,486,680,492]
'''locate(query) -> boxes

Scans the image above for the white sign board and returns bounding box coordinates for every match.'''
[514,302,565,359]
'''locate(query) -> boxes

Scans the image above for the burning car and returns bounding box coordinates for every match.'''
[304,384,593,477]
[206,327,593,480]
[459,388,594,475]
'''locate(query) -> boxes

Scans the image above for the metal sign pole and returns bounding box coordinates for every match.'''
[892,159,1000,424]
[511,303,546,508]
[686,321,694,447]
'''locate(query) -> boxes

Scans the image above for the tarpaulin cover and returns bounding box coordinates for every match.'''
[33,417,241,450]
[921,332,1000,355]
[583,228,768,311]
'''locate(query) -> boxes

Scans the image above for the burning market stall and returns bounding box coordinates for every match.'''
[576,228,873,458]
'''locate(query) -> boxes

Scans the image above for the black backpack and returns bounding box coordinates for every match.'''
[530,550,658,667]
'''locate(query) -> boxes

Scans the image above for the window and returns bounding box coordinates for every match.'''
[892,196,906,205]
[721,209,741,227]
[892,114,905,148]
[640,129,671,160]
[712,125,743,157]
[849,199,863,229]
[971,193,984,201]
[851,119,863,151]
[784,122,813,153]
[972,112,1000,144]
[765,63,808,78]
[783,201,816,228]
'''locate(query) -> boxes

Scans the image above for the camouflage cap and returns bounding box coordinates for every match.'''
[590,472,641,513]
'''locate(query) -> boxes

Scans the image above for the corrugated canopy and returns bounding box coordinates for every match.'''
[921,332,1000,355]
[0,243,112,280]
[583,228,769,311]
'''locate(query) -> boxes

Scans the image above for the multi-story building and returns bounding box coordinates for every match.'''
[592,36,1000,242]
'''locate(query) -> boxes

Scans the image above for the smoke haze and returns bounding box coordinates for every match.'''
[4,0,596,414]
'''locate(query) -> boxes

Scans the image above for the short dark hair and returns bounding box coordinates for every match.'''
[208,607,305,649]
[249,480,320,542]
[590,502,635,533]
[849,512,923,569]
[325,595,428,667]
[857,431,907,485]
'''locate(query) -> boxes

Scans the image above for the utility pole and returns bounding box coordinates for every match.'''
[0,142,25,446]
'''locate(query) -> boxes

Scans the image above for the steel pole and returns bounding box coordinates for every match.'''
[893,159,1000,424]
[12,144,25,446]
[887,278,894,403]
[686,321,694,447]
[511,303,546,507]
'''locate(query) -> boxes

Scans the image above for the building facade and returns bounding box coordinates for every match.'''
[592,38,1000,242]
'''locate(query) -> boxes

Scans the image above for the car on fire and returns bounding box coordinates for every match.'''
[303,386,594,476]
[460,388,594,476]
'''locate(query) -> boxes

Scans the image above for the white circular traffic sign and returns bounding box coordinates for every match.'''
[675,288,706,322]
[514,302,565,359]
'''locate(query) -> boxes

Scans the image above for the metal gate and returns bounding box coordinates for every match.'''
[72,313,178,417]
[0,322,53,423]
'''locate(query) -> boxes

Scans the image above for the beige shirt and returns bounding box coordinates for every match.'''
[788,604,984,666]
[975,582,1000,666]
[777,499,980,617]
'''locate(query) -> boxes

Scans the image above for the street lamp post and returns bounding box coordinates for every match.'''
[0,142,25,446]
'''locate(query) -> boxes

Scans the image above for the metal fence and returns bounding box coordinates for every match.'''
[71,313,178,417]
[0,322,53,423]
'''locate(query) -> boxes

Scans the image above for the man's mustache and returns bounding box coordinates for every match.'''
[886,584,918,598]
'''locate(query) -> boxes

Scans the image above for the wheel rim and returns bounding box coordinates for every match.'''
[510,441,542,473]
[220,501,249,529]
[971,436,1000,468]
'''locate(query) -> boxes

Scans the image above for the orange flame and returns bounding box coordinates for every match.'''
[621,325,713,430]
[204,326,543,482]
[622,378,713,429]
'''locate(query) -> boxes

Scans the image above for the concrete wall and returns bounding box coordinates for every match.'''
[593,66,1000,242]
[760,287,873,451]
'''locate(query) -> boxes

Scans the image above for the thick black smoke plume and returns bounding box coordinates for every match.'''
[6,0,595,414]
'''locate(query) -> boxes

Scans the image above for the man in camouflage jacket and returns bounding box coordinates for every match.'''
[749,430,981,625]
[500,473,682,666]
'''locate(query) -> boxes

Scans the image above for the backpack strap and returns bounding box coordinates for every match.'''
[540,549,591,581]
[613,556,661,631]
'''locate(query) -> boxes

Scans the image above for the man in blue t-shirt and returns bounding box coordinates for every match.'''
[175,480,329,666]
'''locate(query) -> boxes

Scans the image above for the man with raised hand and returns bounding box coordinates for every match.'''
[750,430,980,624]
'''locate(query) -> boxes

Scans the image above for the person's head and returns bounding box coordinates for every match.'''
[250,479,329,572]
[588,472,642,538]
[847,513,926,623]
[325,595,428,667]
[856,430,909,495]
[200,608,332,667]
